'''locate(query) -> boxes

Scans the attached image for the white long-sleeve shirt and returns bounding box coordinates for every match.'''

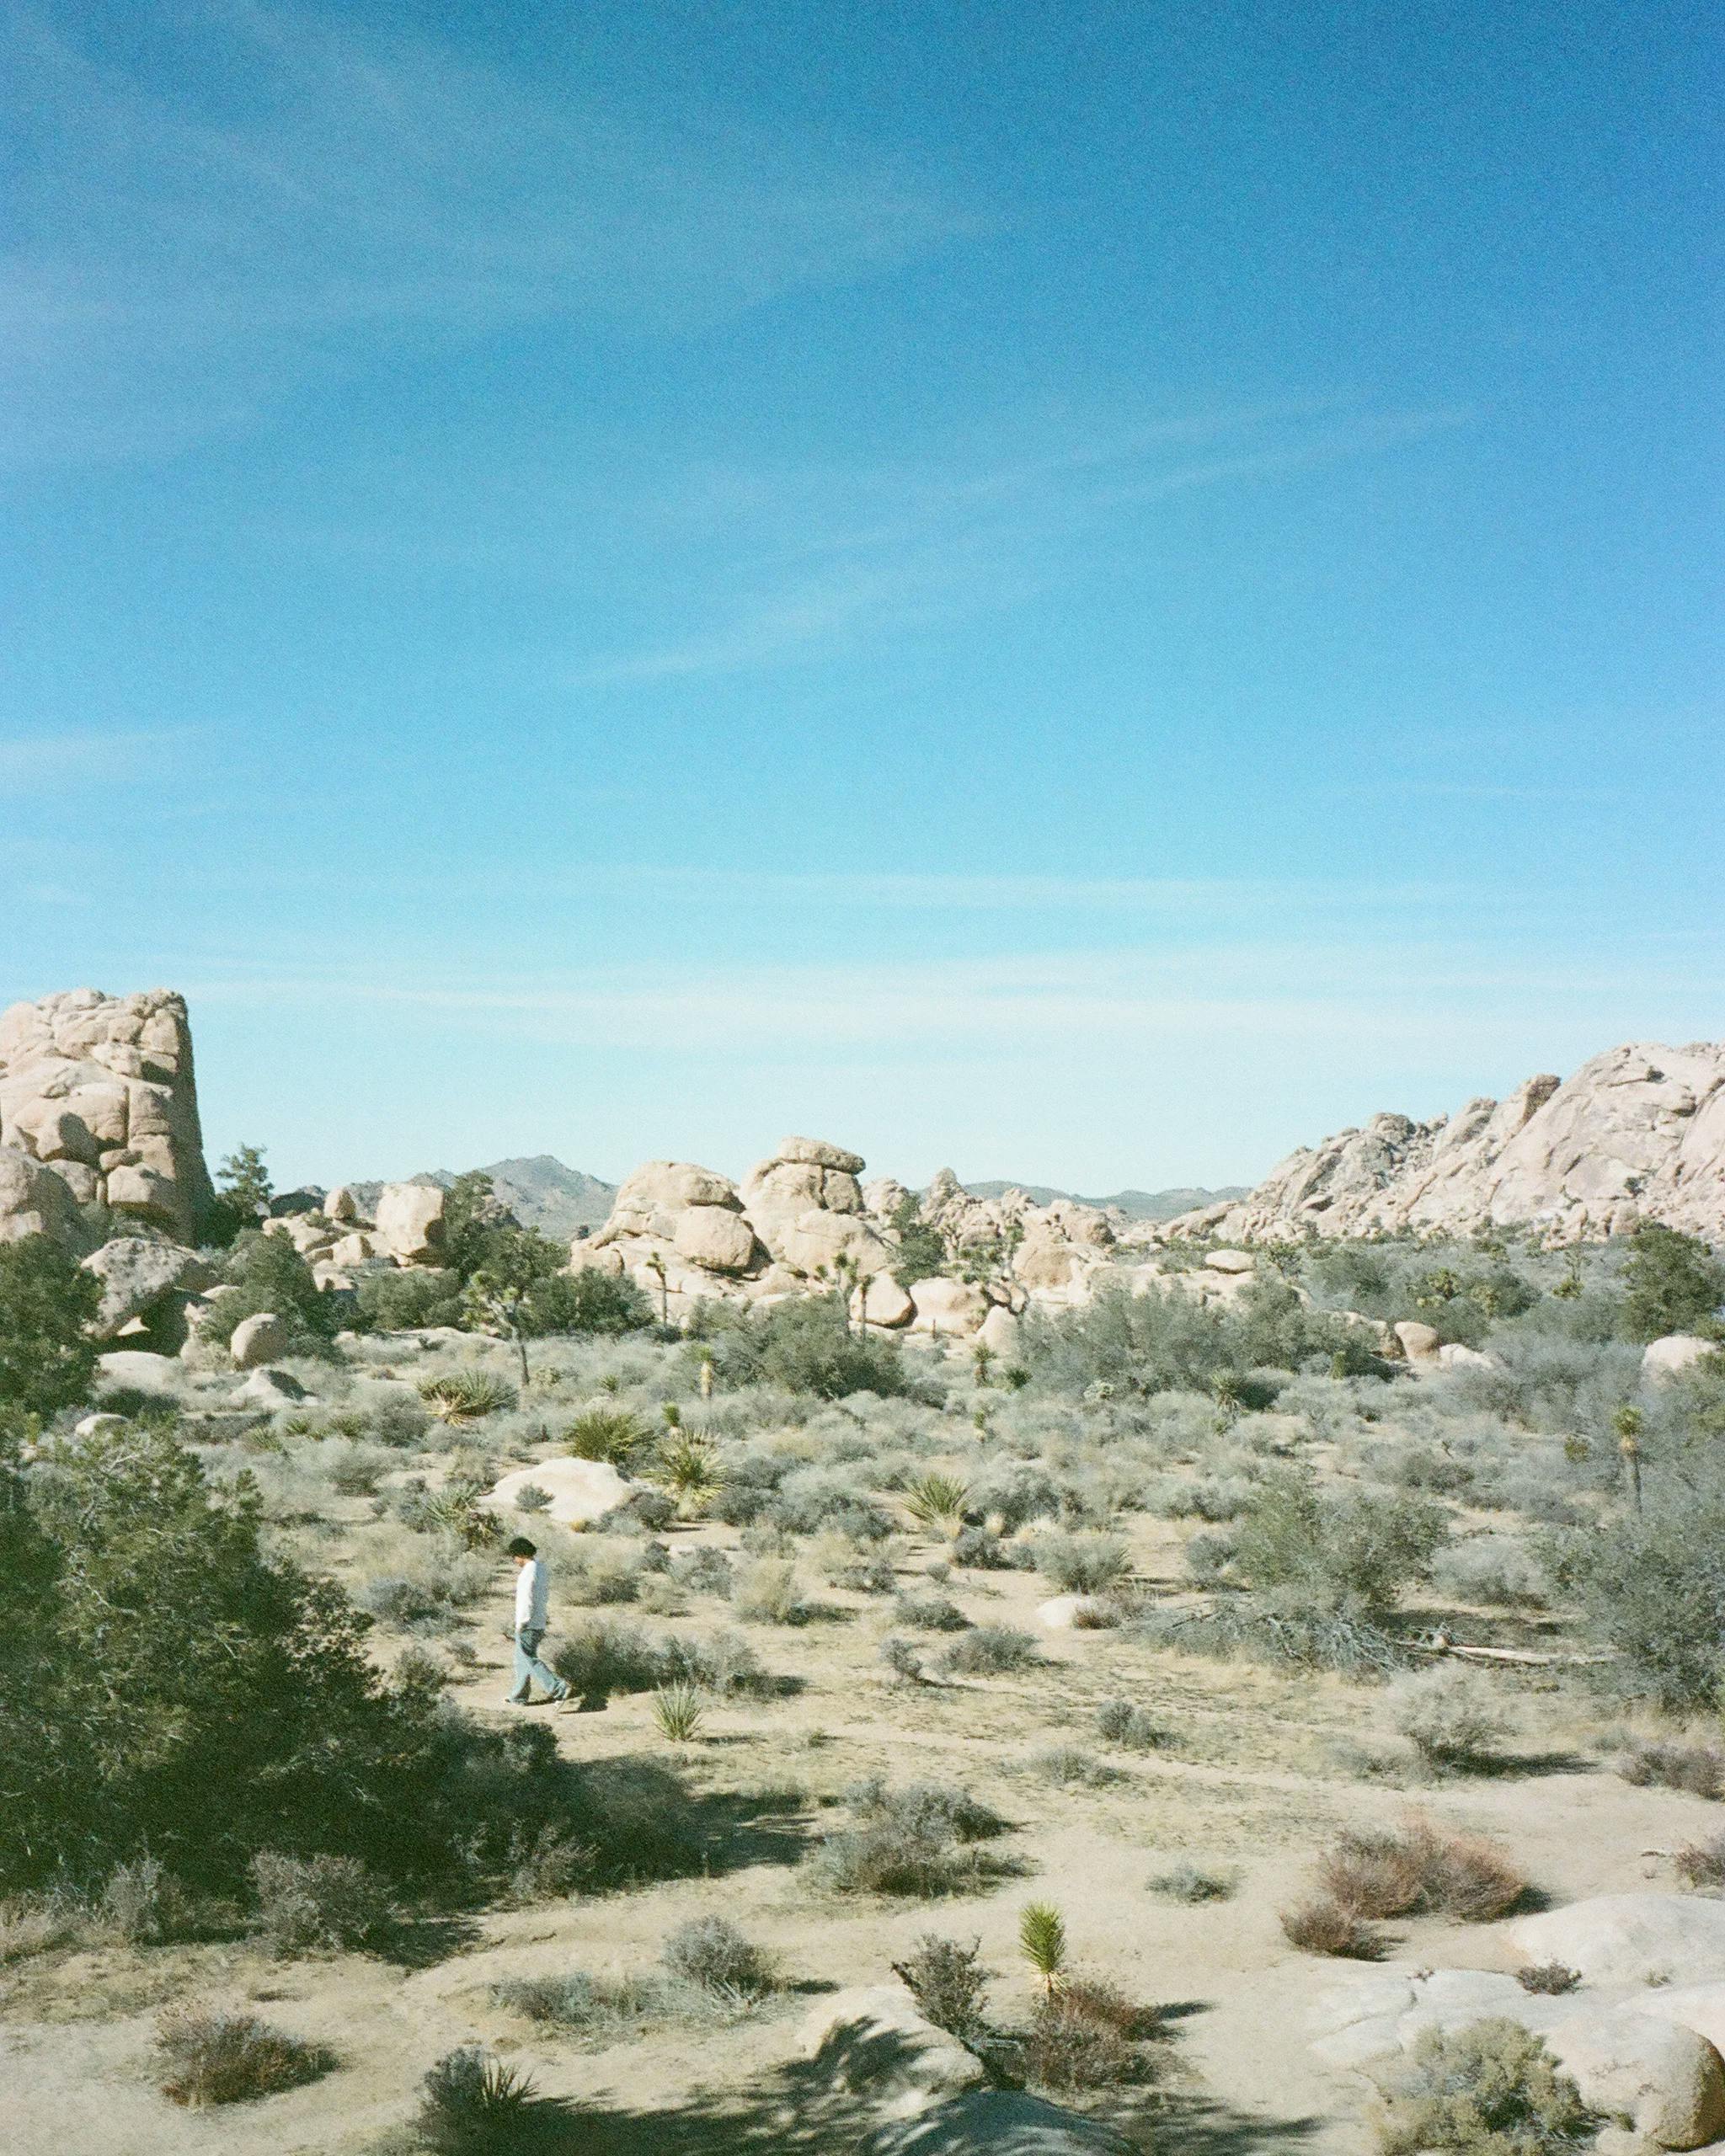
[514,1557,550,1631]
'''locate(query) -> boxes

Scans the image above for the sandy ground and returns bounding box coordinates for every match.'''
[3,1506,1716,2155]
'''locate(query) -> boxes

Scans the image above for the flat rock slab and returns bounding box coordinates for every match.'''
[485,1457,643,1529]
[858,2089,1135,2153]
[1509,1895,1725,1987]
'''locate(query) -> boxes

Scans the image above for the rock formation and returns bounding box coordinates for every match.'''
[0,989,215,1246]
[1172,1042,1725,1244]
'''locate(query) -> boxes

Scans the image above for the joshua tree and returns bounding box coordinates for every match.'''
[1615,1404,1645,1513]
[644,1251,670,1326]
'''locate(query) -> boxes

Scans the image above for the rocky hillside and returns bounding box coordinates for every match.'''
[1172,1040,1725,1244]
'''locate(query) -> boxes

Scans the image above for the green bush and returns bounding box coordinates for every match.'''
[891,1933,991,2041]
[156,2004,331,2106]
[247,1851,393,1956]
[355,1267,464,1332]
[1371,2019,1593,2156]
[1551,1498,1725,1710]
[1229,1468,1447,1619]
[204,1231,339,1356]
[812,1778,1012,1897]
[1623,1224,1725,1344]
[0,1235,100,1419]
[1028,1529,1131,1595]
[708,1294,919,1401]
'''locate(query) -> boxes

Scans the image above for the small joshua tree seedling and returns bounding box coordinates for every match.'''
[1018,1900,1067,1999]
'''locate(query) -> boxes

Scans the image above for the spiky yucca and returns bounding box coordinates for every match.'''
[1018,1901,1068,1998]
[904,1473,969,1535]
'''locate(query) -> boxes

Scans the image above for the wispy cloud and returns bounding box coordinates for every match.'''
[0,727,200,791]
[574,402,1476,681]
[0,2,967,465]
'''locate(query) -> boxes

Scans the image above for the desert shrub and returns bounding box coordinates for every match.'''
[1623,1224,1725,1344]
[1183,1526,1237,1584]
[247,1851,392,1956]
[1551,1498,1725,1710]
[676,1546,736,1597]
[0,1235,101,1417]
[362,1389,434,1446]
[1025,1744,1124,1788]
[1281,1895,1384,1957]
[652,1684,704,1743]
[903,1471,972,1534]
[817,1534,897,1591]
[1022,1977,1163,2094]
[417,2046,558,2152]
[1675,1834,1725,1889]
[355,1267,464,1333]
[894,1589,970,1631]
[937,1624,1039,1676]
[1516,1962,1581,1995]
[772,1465,895,1540]
[1094,1698,1167,1751]
[660,1914,777,2002]
[1231,1468,1447,1618]
[1371,2018,1593,2156]
[1389,1668,1512,1770]
[566,1541,646,1605]
[204,1231,340,1356]
[732,1556,809,1624]
[323,1440,391,1497]
[418,1370,517,1424]
[531,1267,654,1337]
[1148,1861,1234,1903]
[893,1932,991,2040]
[93,1855,194,1944]
[552,1618,668,1698]
[1028,1529,1132,1595]
[709,1294,918,1400]
[880,1634,927,1683]
[1616,1738,1724,1799]
[950,1524,1014,1568]
[1434,1537,1549,1609]
[811,1778,1011,1897]
[1320,1817,1527,1922]
[156,2003,331,2105]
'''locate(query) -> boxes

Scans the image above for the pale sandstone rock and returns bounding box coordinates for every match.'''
[329,1231,375,1266]
[1547,2008,1725,2149]
[977,1304,1022,1357]
[1173,1041,1725,1243]
[1204,1247,1257,1275]
[909,1278,988,1335]
[484,1457,642,1529]
[1037,1593,1109,1630]
[1394,1320,1442,1360]
[799,1985,985,2117]
[74,1412,129,1438]
[672,1204,759,1273]
[375,1182,448,1263]
[96,1349,182,1394]
[1643,1335,1717,1382]
[230,1315,291,1368]
[238,1367,313,1407]
[1508,1896,1725,1987]
[855,1273,915,1328]
[0,990,213,1242]
[81,1238,211,1335]
[1437,1342,1495,1370]
[776,1135,867,1173]
[324,1185,360,1222]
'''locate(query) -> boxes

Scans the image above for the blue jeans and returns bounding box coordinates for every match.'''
[510,1625,567,1704]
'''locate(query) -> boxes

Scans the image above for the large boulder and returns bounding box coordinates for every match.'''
[81,1236,213,1342]
[672,1205,760,1273]
[908,1278,988,1337]
[798,1986,986,2118]
[484,1458,644,1529]
[1547,2006,1725,2149]
[0,990,214,1243]
[1643,1335,1717,1382]
[856,1273,915,1328]
[1507,1896,1725,1987]
[95,1349,182,1396]
[0,1145,92,1247]
[1394,1320,1441,1361]
[858,2091,1134,2153]
[229,1311,291,1369]
[374,1182,448,1264]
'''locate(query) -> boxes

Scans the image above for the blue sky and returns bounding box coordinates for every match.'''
[3,0,1719,1193]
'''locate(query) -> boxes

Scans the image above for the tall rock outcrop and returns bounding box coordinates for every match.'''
[0,989,215,1246]
[1173,1042,1725,1243]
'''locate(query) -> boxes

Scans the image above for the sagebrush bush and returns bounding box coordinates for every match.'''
[1148,1862,1234,1903]
[1280,1895,1383,1959]
[1021,1977,1164,2094]
[1616,1737,1724,1799]
[812,1778,1011,1897]
[1028,1529,1132,1595]
[892,1933,991,2041]
[1319,1817,1528,1923]
[248,1850,392,1956]
[1371,2018,1593,2156]
[156,2004,330,2105]
[660,1914,778,2002]
[894,1588,971,1632]
[1675,1834,1725,1889]
[1389,1668,1512,1770]
[732,1556,809,1625]
[1434,1537,1548,1609]
[936,1625,1039,1676]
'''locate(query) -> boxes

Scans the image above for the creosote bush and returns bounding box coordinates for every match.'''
[248,1850,393,1956]
[1319,1817,1529,1924]
[936,1624,1039,1676]
[892,1933,991,2041]
[1148,1862,1235,1903]
[1371,2019,1594,2156]
[1389,1667,1513,1771]
[1095,1698,1166,1750]
[812,1777,1012,1898]
[1022,1976,1164,2095]
[1029,1529,1132,1595]
[660,1914,778,2003]
[1616,1738,1724,1799]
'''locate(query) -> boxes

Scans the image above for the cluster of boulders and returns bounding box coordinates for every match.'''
[1173,1041,1725,1244]
[570,1137,1123,1345]
[1311,1893,1725,2150]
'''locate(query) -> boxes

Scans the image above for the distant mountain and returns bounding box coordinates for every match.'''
[344,1155,617,1241]
[964,1180,1251,1222]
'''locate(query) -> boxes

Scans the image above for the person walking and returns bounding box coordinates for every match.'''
[505,1535,569,1705]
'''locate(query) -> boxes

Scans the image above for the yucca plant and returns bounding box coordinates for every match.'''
[652,1683,705,1744]
[563,1406,650,1467]
[417,2045,547,2151]
[652,1431,719,1513]
[414,1479,500,1550]
[417,1370,517,1425]
[904,1472,970,1535]
[1018,1901,1067,1999]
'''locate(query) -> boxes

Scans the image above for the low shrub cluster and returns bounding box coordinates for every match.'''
[1283,1817,1529,1956]
[811,1778,1013,1897]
